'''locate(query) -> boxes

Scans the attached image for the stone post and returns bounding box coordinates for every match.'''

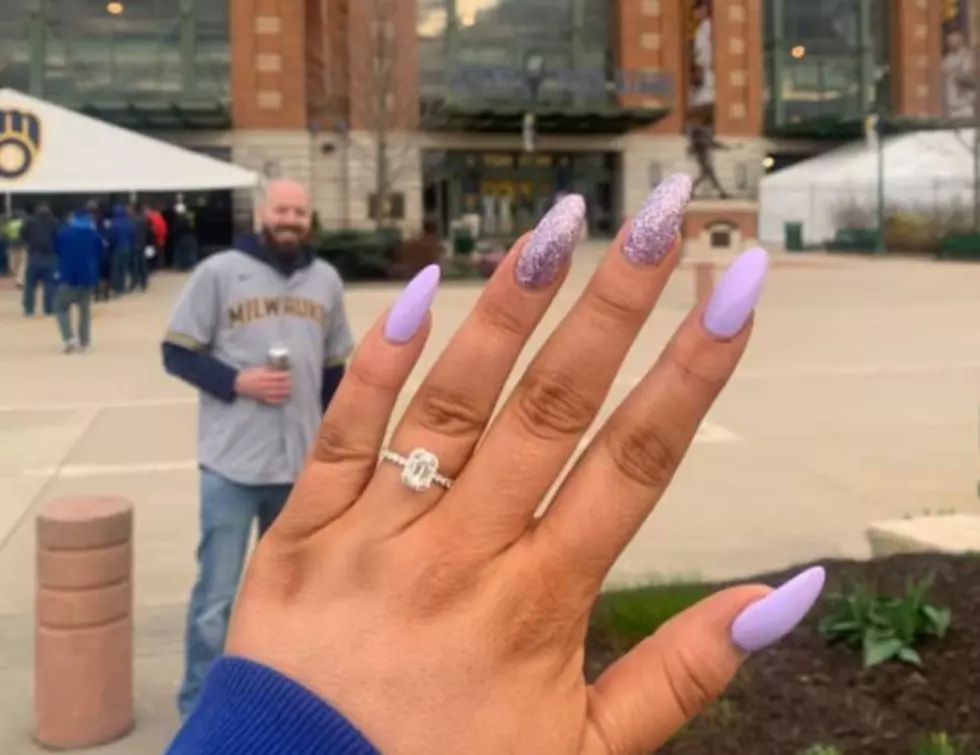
[34,496,134,750]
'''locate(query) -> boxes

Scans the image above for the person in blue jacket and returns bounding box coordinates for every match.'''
[53,207,102,353]
[167,180,825,755]
[106,204,135,295]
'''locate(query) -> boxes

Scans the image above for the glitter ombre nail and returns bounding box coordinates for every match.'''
[514,194,586,289]
[623,173,692,266]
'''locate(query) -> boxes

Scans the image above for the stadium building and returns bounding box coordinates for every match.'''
[0,0,956,240]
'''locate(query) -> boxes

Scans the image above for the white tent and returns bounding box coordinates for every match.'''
[759,129,978,245]
[0,88,259,195]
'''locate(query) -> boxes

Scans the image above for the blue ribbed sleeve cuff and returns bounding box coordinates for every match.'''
[166,656,381,755]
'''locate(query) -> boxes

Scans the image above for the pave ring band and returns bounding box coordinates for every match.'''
[379,448,454,493]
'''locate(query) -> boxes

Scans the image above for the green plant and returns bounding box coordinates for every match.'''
[912,732,978,755]
[591,582,710,649]
[819,575,951,668]
[798,745,844,755]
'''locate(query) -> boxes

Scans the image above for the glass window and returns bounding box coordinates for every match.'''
[764,0,884,127]
[418,0,616,108]
[0,0,229,106]
[0,2,34,91]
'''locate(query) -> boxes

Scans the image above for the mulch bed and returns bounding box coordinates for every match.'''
[586,554,980,754]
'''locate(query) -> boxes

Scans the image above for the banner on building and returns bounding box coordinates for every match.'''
[942,0,975,118]
[686,0,715,126]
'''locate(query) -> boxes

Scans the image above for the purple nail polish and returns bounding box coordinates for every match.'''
[731,566,826,653]
[384,264,441,343]
[623,173,692,265]
[515,194,585,289]
[702,246,769,339]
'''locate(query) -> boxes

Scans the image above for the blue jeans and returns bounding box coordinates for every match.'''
[23,257,55,315]
[177,468,292,718]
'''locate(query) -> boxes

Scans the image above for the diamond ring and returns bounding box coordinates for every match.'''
[379,448,454,493]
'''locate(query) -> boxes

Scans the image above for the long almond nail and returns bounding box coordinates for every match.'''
[384,264,441,344]
[731,566,826,653]
[623,173,692,265]
[702,247,769,339]
[514,194,585,289]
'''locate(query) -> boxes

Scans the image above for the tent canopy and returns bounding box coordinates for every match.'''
[0,88,259,194]
[759,129,978,245]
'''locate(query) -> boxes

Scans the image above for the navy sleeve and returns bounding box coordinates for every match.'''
[166,656,381,755]
[321,364,345,413]
[162,342,238,403]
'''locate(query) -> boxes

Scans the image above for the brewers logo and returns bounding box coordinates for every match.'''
[0,109,42,181]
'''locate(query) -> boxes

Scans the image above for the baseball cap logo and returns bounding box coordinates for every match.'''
[0,109,42,180]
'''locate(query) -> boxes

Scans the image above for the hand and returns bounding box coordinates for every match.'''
[227,179,825,755]
[234,367,291,406]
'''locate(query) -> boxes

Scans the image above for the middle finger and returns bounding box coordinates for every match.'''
[430,173,693,548]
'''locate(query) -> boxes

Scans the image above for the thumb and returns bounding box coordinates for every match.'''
[584,567,825,755]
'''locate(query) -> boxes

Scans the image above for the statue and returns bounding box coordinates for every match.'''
[687,119,730,199]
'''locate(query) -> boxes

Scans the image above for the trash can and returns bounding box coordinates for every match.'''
[784,222,804,252]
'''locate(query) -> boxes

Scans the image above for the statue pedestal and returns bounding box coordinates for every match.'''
[682,199,759,256]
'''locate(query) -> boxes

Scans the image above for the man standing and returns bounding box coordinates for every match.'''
[4,212,25,288]
[21,204,60,316]
[53,206,102,353]
[161,179,354,718]
[131,204,151,291]
[106,205,135,295]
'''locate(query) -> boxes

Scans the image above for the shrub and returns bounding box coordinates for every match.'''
[798,745,844,755]
[591,582,711,650]
[912,732,978,755]
[818,574,951,668]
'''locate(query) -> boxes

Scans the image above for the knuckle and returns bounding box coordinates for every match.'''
[661,644,727,722]
[586,280,646,330]
[604,419,680,490]
[662,340,728,398]
[412,386,486,440]
[513,370,599,441]
[476,294,529,340]
[312,419,376,464]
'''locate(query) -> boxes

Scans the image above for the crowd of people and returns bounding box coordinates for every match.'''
[1,201,200,352]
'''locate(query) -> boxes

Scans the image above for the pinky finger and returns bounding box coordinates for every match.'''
[275,265,441,539]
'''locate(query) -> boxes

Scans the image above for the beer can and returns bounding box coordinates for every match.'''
[267,344,291,371]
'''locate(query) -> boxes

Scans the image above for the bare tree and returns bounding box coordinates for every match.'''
[309,0,424,230]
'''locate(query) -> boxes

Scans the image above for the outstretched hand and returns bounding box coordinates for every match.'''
[226,175,824,755]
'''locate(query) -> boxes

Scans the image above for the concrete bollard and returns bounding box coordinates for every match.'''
[35,496,134,750]
[695,261,714,302]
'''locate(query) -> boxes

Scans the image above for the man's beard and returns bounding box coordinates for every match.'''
[262,225,307,256]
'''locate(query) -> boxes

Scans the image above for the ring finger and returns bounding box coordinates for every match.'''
[359,195,587,530]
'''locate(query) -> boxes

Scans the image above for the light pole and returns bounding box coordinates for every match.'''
[523,52,545,153]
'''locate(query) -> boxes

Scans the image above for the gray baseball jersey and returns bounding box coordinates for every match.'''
[165,249,353,486]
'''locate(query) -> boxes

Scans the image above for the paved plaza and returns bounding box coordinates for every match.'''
[2,245,980,751]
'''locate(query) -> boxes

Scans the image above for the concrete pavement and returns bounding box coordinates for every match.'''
[2,245,980,751]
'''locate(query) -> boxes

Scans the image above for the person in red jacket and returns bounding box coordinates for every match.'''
[147,206,167,269]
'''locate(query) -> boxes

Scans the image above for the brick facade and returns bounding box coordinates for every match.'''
[223,0,955,230]
[230,0,308,130]
[890,0,944,118]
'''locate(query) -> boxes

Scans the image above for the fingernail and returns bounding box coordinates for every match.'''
[515,194,585,289]
[623,173,692,265]
[384,264,441,343]
[702,246,770,339]
[731,566,826,653]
